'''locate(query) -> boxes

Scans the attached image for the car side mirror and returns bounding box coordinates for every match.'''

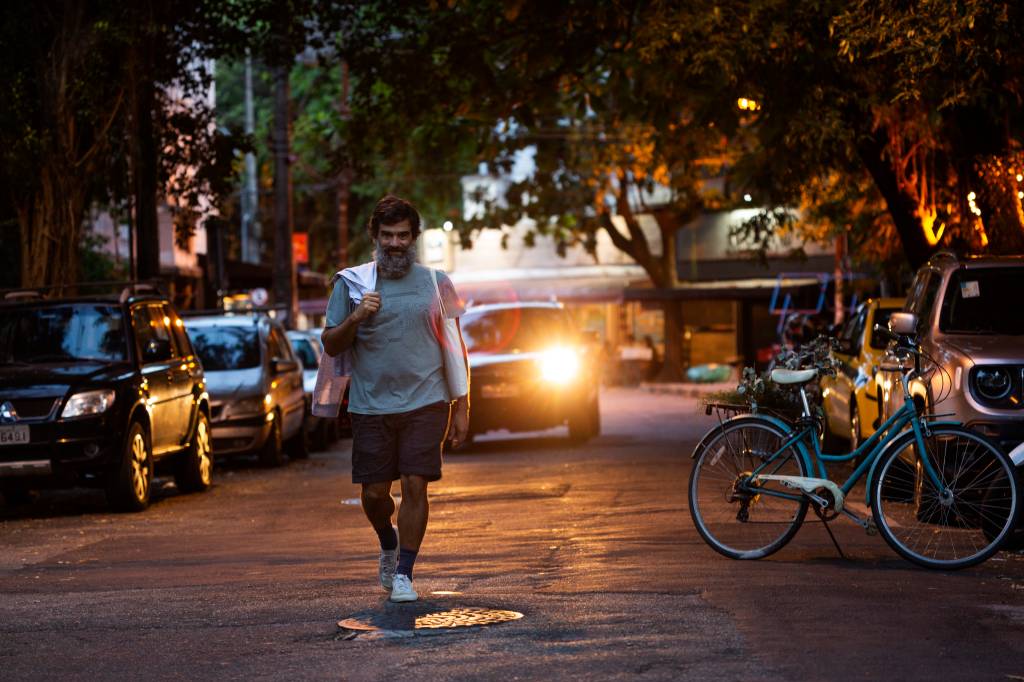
[889,312,918,336]
[142,338,172,363]
[272,358,299,374]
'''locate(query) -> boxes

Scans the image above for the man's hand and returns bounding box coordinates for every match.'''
[351,291,381,322]
[449,397,470,449]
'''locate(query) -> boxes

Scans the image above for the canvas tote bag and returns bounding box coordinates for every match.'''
[430,268,469,399]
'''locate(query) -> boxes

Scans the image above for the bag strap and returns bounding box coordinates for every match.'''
[430,267,448,318]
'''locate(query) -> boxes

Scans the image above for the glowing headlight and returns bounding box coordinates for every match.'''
[540,347,580,384]
[61,389,115,418]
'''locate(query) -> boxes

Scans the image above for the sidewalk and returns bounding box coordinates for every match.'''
[638,380,737,399]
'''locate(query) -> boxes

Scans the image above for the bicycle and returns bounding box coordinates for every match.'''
[688,314,1019,570]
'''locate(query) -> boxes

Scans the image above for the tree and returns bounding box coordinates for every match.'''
[654,0,1024,268]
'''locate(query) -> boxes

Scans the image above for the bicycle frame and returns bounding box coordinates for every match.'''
[742,372,955,508]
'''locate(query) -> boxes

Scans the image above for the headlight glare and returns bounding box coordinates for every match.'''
[540,347,580,384]
[61,389,116,418]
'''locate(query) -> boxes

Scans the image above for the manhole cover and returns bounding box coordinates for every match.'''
[338,605,523,635]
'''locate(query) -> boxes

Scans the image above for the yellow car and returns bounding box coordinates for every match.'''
[821,297,905,450]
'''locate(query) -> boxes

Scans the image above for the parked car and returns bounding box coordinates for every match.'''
[184,313,306,466]
[461,301,601,443]
[875,253,1024,453]
[0,286,212,511]
[820,297,905,450]
[288,329,350,450]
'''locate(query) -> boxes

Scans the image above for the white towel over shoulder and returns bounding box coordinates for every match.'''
[311,262,375,418]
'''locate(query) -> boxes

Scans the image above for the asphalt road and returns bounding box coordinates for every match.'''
[1,388,1023,681]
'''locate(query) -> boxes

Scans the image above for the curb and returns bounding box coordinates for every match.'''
[638,381,736,399]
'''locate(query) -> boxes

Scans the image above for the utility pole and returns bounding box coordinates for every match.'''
[272,64,298,328]
[336,60,352,269]
[241,51,261,263]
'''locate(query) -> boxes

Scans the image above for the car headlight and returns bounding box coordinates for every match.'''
[539,347,580,384]
[61,389,116,418]
[973,367,1013,401]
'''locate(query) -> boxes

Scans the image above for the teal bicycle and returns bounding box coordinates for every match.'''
[689,317,1019,570]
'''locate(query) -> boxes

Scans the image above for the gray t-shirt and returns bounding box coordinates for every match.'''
[325,263,465,415]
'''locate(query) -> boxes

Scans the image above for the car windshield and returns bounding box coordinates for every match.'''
[188,325,261,370]
[0,304,127,363]
[939,267,1024,335]
[290,337,318,369]
[869,308,900,349]
[461,308,572,353]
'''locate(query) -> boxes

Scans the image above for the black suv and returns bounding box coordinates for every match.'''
[0,286,212,511]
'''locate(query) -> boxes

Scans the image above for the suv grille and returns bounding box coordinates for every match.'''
[0,397,60,421]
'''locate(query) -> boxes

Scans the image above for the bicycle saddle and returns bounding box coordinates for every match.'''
[770,368,818,385]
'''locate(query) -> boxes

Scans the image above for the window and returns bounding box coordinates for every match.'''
[290,337,318,369]
[132,304,174,363]
[0,304,127,363]
[939,267,1024,335]
[268,327,293,361]
[869,308,900,349]
[166,306,193,358]
[187,325,261,370]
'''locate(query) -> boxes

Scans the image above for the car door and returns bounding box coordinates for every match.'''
[131,303,177,452]
[268,324,304,439]
[164,304,200,445]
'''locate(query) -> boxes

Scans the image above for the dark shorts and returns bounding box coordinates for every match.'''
[349,401,452,484]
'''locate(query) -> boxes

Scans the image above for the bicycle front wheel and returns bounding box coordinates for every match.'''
[871,426,1019,570]
[689,418,810,560]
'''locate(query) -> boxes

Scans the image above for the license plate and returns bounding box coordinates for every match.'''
[0,425,29,445]
[481,383,520,399]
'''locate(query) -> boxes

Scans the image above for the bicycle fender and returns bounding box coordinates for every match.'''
[692,414,814,474]
[863,421,965,506]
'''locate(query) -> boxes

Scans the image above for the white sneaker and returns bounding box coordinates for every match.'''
[378,528,398,591]
[389,573,418,602]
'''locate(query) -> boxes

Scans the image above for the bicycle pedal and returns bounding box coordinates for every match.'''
[865,518,878,536]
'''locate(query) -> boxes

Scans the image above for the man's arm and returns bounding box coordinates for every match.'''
[322,291,381,356]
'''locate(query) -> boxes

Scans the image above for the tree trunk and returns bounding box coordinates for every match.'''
[17,164,85,290]
[272,65,297,327]
[131,56,161,282]
[855,129,933,269]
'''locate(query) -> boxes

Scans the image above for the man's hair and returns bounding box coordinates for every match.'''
[367,195,421,240]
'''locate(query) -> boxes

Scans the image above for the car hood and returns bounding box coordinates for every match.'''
[202,367,264,399]
[0,361,133,396]
[469,351,542,369]
[939,335,1024,364]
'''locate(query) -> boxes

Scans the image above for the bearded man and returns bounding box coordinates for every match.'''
[322,194,469,602]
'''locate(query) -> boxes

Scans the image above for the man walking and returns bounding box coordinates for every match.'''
[322,195,469,603]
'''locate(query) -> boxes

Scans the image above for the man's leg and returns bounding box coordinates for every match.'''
[390,474,428,602]
[361,480,396,539]
[361,481,399,591]
[397,474,429,555]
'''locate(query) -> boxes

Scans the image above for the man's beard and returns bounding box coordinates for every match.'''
[375,242,417,279]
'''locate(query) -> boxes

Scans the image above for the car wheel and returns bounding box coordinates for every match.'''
[288,412,310,460]
[259,413,285,467]
[175,411,213,493]
[106,421,153,512]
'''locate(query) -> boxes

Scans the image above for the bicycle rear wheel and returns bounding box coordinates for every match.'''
[689,418,810,560]
[871,426,1018,570]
